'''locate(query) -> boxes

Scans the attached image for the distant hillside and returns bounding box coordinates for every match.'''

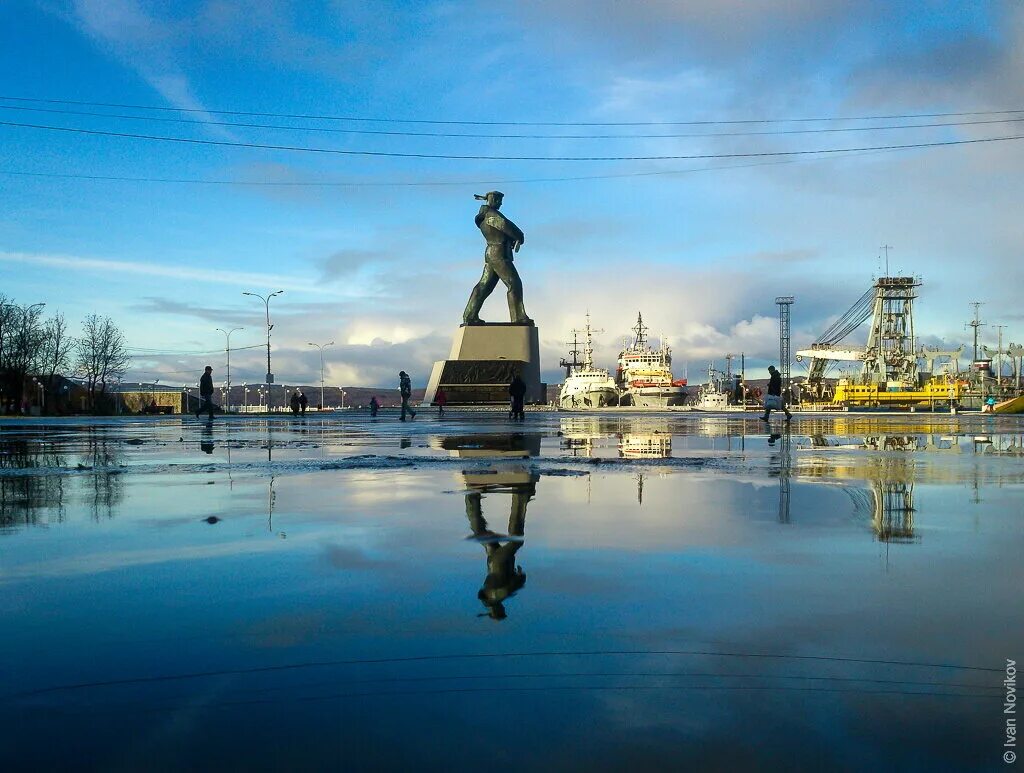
[118,383,423,409]
[222,385,424,409]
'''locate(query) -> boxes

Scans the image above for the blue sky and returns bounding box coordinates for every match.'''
[1,1,1022,388]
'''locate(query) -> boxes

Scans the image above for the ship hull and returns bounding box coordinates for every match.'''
[620,386,686,408]
[558,369,620,410]
[558,385,619,410]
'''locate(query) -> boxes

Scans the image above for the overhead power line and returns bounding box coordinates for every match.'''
[126,344,264,355]
[2,95,1023,126]
[2,119,1023,162]
[1,103,1022,139]
[0,155,866,188]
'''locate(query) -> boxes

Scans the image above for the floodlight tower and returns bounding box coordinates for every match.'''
[775,296,794,397]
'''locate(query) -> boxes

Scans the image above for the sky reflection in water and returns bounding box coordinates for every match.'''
[1,413,1021,771]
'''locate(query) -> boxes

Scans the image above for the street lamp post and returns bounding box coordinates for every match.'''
[242,290,283,412]
[31,377,44,414]
[307,341,334,411]
[243,383,249,412]
[341,389,347,410]
[216,327,243,413]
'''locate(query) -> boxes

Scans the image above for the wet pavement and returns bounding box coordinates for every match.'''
[1,411,1022,771]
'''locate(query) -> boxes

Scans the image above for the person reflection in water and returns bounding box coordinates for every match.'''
[200,423,215,454]
[465,474,536,620]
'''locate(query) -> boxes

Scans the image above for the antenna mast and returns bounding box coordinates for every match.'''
[559,329,583,378]
[632,312,648,350]
[968,301,985,362]
[571,312,604,369]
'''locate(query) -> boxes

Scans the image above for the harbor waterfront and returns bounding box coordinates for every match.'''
[1,411,1021,770]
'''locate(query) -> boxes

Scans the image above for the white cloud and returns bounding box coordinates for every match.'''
[58,0,230,136]
[0,251,363,298]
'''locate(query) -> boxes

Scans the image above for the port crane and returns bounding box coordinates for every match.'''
[796,276,921,398]
[918,346,964,375]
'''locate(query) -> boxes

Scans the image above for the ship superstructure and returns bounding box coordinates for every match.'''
[615,313,686,408]
[691,362,739,410]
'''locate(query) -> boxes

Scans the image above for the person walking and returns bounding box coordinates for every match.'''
[435,387,448,418]
[196,366,215,421]
[369,396,380,417]
[509,374,527,421]
[289,390,301,416]
[761,365,792,422]
[299,390,308,415]
[399,371,416,421]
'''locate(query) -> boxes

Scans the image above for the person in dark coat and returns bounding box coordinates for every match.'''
[289,390,301,416]
[761,365,793,422]
[509,375,527,421]
[369,396,380,417]
[434,387,448,418]
[196,366,215,420]
[298,390,308,415]
[399,371,416,421]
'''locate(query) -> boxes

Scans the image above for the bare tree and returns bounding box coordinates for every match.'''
[76,315,131,410]
[0,300,46,410]
[0,295,13,410]
[40,312,74,394]
[0,293,13,379]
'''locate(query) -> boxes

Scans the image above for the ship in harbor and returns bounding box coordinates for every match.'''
[557,314,619,410]
[690,362,746,411]
[615,313,687,408]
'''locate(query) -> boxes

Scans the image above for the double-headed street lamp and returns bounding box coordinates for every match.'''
[216,327,243,412]
[242,290,283,410]
[0,301,45,315]
[307,341,334,411]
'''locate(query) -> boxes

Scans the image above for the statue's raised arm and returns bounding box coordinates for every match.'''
[463,191,533,325]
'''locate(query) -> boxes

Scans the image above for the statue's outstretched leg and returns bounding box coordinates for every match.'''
[490,259,532,325]
[465,492,488,535]
[463,265,498,325]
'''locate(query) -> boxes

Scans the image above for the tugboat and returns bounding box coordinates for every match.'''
[615,313,687,408]
[690,362,740,411]
[558,314,619,410]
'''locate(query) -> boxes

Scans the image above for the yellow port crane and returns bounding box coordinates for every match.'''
[796,276,963,408]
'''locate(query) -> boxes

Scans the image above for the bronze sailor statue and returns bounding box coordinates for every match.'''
[462,191,533,325]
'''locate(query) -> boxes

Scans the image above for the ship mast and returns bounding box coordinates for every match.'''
[632,312,648,350]
[559,330,583,378]
[572,312,604,369]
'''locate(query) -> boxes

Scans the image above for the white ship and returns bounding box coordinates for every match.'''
[619,433,672,459]
[557,314,619,410]
[615,313,687,408]
[691,362,743,411]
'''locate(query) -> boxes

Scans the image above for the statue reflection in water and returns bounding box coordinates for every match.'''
[437,432,541,620]
[464,471,537,619]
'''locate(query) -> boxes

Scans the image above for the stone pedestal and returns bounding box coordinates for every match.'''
[423,323,544,406]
